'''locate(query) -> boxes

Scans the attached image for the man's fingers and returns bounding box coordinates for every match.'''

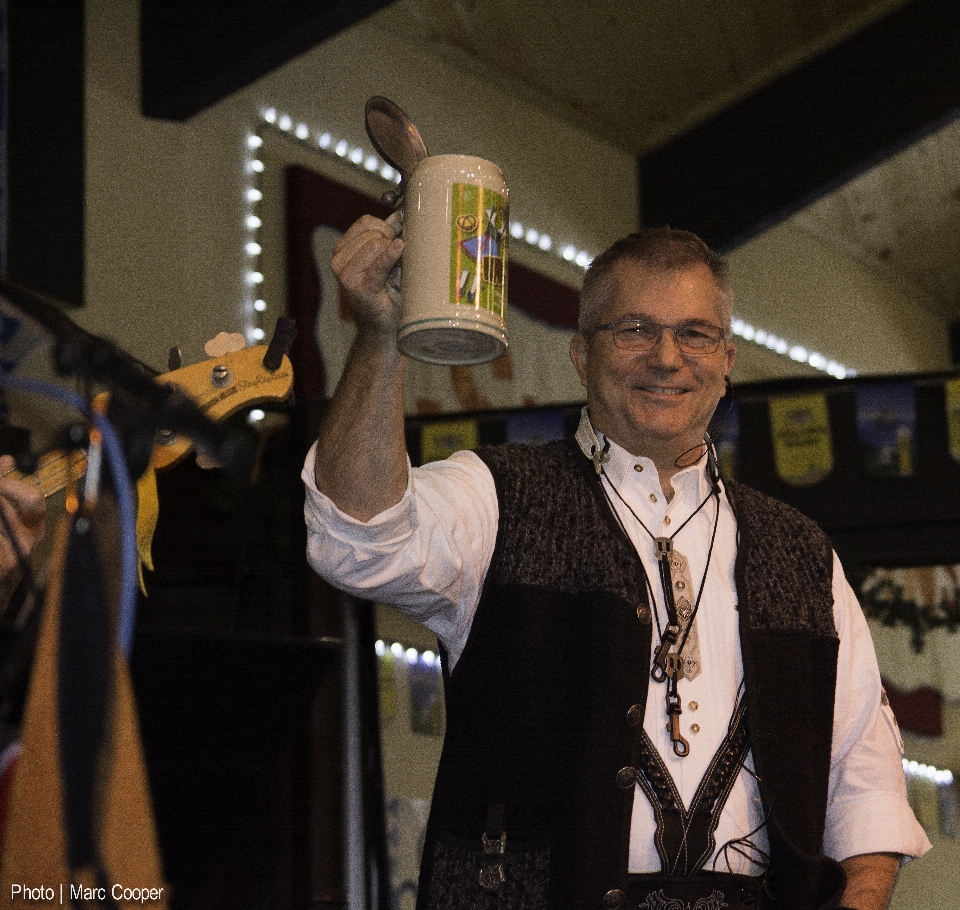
[332,215,398,261]
[0,476,45,523]
[332,216,403,275]
[338,235,403,290]
[0,461,46,574]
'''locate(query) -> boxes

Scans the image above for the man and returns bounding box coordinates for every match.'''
[303,215,929,910]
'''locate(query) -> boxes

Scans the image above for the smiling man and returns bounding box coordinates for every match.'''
[303,219,929,910]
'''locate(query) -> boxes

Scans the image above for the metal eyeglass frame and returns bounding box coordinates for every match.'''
[584,317,727,356]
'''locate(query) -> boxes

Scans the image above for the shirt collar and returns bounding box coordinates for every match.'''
[574,406,713,500]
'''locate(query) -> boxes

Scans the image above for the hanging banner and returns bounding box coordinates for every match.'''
[505,409,565,445]
[855,383,916,477]
[711,400,739,480]
[420,418,479,464]
[768,393,833,486]
[946,377,960,464]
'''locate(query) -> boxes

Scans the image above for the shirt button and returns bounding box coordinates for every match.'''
[604,889,626,909]
[689,701,698,711]
[627,704,643,726]
[690,724,700,734]
[636,603,652,624]
[664,515,671,525]
[649,493,657,503]
[634,463,643,472]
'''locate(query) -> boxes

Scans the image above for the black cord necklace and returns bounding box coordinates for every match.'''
[592,435,722,757]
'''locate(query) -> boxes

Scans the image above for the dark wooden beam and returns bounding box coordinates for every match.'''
[5,0,84,306]
[639,0,960,252]
[140,0,395,122]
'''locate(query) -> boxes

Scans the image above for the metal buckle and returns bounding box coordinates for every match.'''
[478,831,506,891]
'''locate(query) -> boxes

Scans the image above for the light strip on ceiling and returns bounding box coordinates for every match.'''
[244,107,855,379]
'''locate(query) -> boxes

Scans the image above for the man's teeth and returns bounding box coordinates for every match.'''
[643,387,685,394]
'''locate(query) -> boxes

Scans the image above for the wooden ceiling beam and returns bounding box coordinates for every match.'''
[140,0,395,121]
[639,0,960,253]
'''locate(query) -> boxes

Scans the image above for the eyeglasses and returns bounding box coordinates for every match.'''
[585,318,727,355]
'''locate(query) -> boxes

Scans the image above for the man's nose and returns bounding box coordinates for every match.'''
[647,327,685,368]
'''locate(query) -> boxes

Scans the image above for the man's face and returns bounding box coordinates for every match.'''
[569,261,735,467]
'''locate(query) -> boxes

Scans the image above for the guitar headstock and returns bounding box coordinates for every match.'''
[152,344,293,471]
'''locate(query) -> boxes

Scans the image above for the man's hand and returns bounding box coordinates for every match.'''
[330,214,404,339]
[0,454,46,580]
[839,852,899,910]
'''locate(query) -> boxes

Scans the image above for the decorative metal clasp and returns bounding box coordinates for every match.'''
[666,680,690,757]
[478,831,506,891]
[651,625,680,683]
[654,537,673,558]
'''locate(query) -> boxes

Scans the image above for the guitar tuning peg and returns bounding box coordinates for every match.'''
[204,332,247,358]
[262,317,297,371]
[168,346,182,371]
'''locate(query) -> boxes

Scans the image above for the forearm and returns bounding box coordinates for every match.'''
[313,330,408,521]
[839,852,899,910]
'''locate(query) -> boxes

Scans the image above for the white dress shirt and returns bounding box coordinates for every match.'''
[302,422,931,873]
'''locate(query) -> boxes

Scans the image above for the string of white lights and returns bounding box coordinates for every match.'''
[376,638,441,669]
[903,758,955,786]
[242,106,855,379]
[243,131,267,345]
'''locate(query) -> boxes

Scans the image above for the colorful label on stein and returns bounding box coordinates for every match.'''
[449,183,508,316]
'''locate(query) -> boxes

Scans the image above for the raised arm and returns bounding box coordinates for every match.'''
[313,215,408,521]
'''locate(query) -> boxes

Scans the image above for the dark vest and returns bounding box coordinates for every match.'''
[417,440,845,910]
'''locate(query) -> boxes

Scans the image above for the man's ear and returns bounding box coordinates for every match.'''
[569,333,588,388]
[724,340,736,377]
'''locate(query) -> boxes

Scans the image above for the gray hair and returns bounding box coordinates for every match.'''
[579,227,732,333]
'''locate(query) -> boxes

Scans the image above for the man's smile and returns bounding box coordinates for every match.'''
[637,385,688,396]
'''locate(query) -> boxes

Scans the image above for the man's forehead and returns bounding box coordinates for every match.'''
[604,260,723,322]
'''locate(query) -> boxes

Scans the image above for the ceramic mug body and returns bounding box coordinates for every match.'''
[398,154,509,366]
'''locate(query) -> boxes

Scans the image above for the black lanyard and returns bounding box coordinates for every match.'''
[596,446,722,757]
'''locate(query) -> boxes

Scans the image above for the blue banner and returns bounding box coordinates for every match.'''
[505,409,565,445]
[855,383,917,477]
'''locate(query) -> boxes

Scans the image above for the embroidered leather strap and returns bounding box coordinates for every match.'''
[625,698,752,875]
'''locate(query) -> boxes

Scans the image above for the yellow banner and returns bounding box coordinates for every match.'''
[947,378,960,463]
[420,419,479,464]
[768,393,833,486]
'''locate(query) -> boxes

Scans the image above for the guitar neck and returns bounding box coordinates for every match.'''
[4,450,90,500]
[0,342,294,498]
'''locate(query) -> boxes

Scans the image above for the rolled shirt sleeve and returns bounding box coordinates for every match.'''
[824,552,932,862]
[302,441,496,667]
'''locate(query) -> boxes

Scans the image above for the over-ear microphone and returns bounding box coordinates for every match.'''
[574,407,611,476]
[592,440,611,475]
[591,428,611,476]
[704,432,721,491]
